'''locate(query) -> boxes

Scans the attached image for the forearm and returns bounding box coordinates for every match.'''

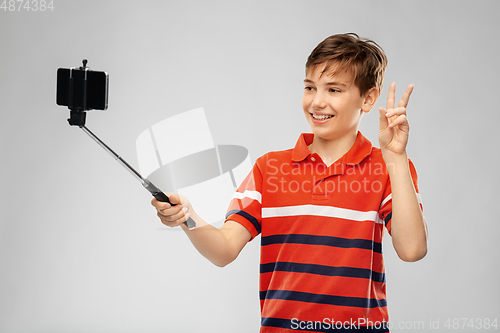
[385,153,428,262]
[181,212,249,267]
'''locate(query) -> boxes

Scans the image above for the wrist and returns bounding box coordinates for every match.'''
[182,208,208,231]
[382,151,409,176]
[382,148,407,162]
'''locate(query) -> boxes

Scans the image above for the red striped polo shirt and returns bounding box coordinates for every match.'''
[225,132,422,332]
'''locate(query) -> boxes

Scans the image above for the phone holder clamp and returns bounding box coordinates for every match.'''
[67,59,90,127]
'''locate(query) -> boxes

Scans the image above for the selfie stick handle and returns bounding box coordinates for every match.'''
[80,125,196,229]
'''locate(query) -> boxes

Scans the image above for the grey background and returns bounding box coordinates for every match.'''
[1,0,499,332]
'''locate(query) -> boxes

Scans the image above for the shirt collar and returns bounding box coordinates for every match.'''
[291,131,373,166]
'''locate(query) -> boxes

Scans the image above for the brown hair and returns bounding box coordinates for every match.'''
[305,33,388,96]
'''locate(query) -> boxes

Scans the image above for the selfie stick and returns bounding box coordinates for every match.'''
[75,125,196,229]
[63,60,196,230]
[79,126,194,227]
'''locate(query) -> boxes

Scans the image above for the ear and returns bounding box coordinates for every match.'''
[361,87,379,113]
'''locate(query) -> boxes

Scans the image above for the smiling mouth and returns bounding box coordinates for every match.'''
[311,113,334,120]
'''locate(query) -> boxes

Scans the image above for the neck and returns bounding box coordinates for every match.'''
[308,131,358,167]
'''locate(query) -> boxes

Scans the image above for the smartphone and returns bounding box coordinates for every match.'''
[56,67,108,111]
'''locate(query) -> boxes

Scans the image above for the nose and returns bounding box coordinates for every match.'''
[312,91,326,109]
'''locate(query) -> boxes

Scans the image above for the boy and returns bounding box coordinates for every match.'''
[152,33,427,332]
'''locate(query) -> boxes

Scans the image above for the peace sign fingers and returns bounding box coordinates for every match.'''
[386,81,414,110]
[379,82,415,155]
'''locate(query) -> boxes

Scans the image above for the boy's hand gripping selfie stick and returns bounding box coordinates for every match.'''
[56,59,196,230]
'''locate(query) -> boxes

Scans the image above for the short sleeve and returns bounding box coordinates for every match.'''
[224,159,264,241]
[378,159,423,235]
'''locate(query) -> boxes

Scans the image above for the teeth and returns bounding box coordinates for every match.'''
[312,114,334,120]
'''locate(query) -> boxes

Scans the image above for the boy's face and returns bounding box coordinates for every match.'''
[302,63,373,141]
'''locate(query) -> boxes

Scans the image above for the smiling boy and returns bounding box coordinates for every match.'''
[152,33,427,332]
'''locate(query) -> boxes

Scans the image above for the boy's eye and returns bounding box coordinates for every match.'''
[304,86,314,91]
[329,88,340,93]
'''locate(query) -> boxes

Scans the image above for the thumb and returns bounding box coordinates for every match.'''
[167,193,182,205]
[171,193,193,213]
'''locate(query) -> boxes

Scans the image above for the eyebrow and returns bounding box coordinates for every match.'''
[303,79,348,87]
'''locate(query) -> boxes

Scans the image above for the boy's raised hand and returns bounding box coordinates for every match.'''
[378,82,414,156]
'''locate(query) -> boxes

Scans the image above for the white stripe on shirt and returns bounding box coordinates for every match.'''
[379,193,422,210]
[262,204,381,223]
[233,190,262,204]
[380,194,392,209]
